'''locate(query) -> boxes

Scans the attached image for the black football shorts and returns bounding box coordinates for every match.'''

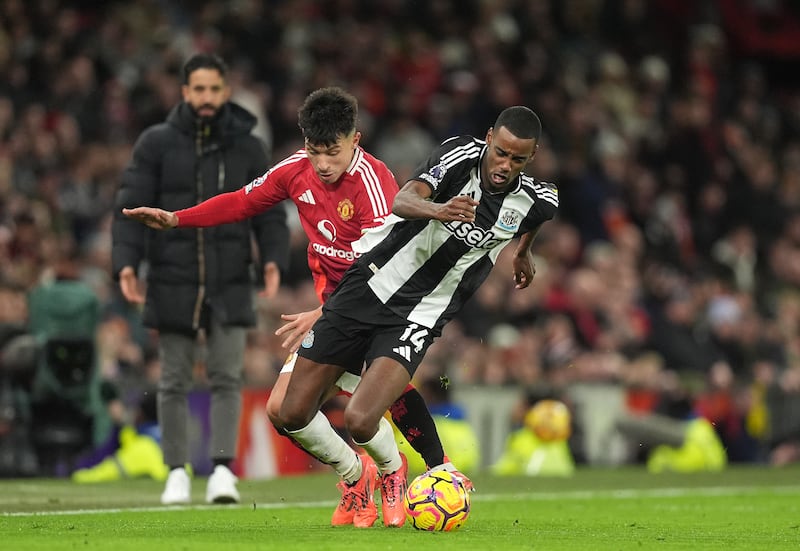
[297,304,435,378]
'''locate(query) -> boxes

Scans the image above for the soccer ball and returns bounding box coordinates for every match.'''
[525,399,571,442]
[404,470,471,531]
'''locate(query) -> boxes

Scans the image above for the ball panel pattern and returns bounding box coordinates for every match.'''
[404,470,470,531]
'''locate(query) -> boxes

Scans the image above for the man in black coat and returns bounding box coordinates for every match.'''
[112,54,288,504]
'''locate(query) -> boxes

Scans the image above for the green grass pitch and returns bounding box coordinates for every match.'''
[2,466,799,550]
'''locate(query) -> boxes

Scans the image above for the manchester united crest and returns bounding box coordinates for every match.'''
[337,198,354,221]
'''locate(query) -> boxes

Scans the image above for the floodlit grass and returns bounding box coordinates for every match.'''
[2,466,799,550]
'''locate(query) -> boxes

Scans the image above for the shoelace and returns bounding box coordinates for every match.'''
[381,473,404,506]
[338,481,370,511]
[337,483,356,512]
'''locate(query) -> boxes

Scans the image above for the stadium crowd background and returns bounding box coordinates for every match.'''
[2,0,800,473]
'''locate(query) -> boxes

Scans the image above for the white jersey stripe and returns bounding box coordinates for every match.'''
[535,192,559,207]
[356,159,389,217]
[407,250,473,327]
[346,147,363,175]
[368,224,452,303]
[440,146,481,168]
[406,238,507,327]
[366,161,390,215]
[269,150,306,172]
[536,191,558,200]
[355,164,380,217]
[441,142,482,165]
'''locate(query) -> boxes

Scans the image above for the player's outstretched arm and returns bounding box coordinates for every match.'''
[392,181,478,222]
[122,207,178,230]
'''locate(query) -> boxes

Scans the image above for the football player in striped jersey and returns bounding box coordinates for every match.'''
[123,87,470,527]
[277,105,556,529]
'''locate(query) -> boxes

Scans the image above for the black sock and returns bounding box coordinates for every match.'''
[213,458,232,468]
[389,386,445,468]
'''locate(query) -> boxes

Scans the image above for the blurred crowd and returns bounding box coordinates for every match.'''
[2,0,800,469]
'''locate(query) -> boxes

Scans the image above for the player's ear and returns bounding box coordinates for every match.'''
[529,142,539,161]
[485,127,493,144]
[352,130,362,148]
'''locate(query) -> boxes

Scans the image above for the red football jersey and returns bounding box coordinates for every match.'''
[176,146,398,302]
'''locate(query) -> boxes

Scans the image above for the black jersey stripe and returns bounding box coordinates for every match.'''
[384,234,497,332]
[411,252,495,335]
[431,255,495,333]
[365,220,454,304]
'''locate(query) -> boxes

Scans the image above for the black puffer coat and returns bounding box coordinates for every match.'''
[112,102,288,333]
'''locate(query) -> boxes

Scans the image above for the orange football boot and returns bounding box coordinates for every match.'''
[331,454,379,528]
[379,452,408,527]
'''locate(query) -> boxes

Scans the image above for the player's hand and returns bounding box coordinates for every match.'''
[512,252,535,289]
[122,207,178,229]
[260,261,280,299]
[275,306,323,352]
[436,195,479,223]
[119,266,145,304]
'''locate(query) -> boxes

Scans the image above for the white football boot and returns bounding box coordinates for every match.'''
[206,465,240,504]
[161,467,191,505]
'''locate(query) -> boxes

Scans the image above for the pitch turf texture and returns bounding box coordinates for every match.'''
[2,467,799,550]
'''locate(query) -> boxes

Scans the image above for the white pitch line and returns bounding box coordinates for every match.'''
[476,485,800,502]
[2,500,337,517]
[4,485,800,518]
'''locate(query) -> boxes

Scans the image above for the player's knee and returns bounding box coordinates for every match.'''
[265,394,283,429]
[278,402,315,432]
[343,407,374,443]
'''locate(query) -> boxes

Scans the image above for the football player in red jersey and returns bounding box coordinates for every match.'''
[123,87,471,527]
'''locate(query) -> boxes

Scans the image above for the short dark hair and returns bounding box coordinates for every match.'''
[182,53,228,84]
[494,106,542,141]
[297,87,358,147]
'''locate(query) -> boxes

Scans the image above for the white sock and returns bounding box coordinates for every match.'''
[287,411,361,483]
[354,417,402,475]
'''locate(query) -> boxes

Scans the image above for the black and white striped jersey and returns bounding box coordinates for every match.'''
[351,135,558,335]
